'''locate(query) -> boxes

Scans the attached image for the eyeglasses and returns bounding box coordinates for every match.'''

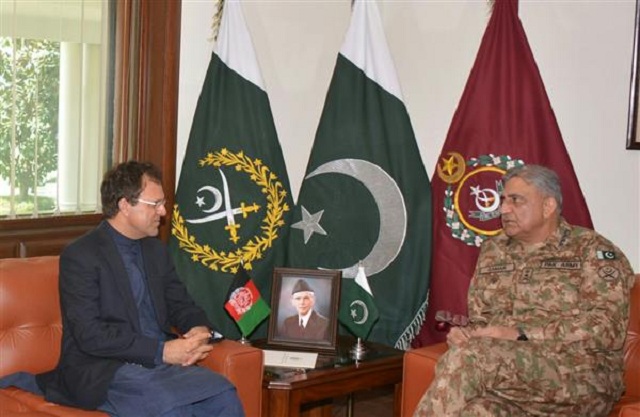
[136,197,166,209]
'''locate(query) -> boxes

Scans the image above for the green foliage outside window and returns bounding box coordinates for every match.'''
[0,37,59,202]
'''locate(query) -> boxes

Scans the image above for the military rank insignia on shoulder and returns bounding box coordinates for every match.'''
[596,250,616,260]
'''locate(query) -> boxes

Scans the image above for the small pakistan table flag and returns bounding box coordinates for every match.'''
[339,265,379,340]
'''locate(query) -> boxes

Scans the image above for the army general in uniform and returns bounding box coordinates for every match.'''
[414,165,635,417]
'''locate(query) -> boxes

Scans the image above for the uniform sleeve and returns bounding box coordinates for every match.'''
[466,242,493,331]
[527,235,634,351]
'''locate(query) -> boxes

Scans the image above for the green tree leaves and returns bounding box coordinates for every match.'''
[0,38,59,200]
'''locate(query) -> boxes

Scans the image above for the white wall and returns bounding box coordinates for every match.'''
[177,0,640,272]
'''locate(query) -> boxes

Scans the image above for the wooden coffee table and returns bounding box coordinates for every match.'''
[260,336,404,417]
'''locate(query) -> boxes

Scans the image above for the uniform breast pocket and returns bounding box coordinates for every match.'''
[475,274,513,312]
[522,269,581,312]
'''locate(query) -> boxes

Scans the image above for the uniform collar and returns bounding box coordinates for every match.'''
[502,217,571,251]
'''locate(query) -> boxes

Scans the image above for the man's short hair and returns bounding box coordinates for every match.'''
[503,164,563,212]
[101,161,163,218]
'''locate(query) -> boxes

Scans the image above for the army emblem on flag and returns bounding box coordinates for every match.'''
[438,153,524,247]
[172,148,290,272]
[170,0,292,339]
[416,0,593,347]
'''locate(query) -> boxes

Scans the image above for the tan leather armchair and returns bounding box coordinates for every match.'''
[0,256,263,417]
[401,276,640,417]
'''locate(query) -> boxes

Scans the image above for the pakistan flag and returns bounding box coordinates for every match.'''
[287,0,432,349]
[170,1,292,340]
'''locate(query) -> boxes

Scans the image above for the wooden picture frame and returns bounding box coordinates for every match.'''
[267,267,341,353]
[627,0,640,149]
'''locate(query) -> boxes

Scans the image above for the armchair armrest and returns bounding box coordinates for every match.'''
[198,339,263,417]
[401,342,448,417]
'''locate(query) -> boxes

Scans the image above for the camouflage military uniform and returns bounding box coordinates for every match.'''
[414,219,634,417]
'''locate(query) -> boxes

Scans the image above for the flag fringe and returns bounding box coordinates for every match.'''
[394,294,428,350]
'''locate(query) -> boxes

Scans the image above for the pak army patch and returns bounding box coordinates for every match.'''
[598,266,620,282]
[596,250,616,260]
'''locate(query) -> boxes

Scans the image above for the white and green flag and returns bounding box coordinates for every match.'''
[287,0,432,349]
[339,265,379,340]
[170,0,292,339]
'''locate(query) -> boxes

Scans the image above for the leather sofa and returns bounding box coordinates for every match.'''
[401,275,640,417]
[0,256,263,417]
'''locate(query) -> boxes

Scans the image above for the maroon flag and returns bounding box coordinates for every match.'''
[413,0,592,347]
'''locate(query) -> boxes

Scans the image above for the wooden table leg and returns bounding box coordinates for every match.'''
[267,389,299,417]
[302,404,332,417]
[394,382,402,417]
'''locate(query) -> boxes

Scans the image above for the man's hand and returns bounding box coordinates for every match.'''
[182,325,211,342]
[471,326,519,340]
[163,327,213,366]
[446,326,470,347]
[447,325,522,347]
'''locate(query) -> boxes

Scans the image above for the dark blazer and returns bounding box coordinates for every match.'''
[37,221,212,410]
[282,310,330,340]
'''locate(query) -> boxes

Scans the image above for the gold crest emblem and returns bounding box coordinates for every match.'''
[439,153,524,247]
[172,149,290,273]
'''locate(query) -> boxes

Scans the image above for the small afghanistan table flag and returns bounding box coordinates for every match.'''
[225,264,271,337]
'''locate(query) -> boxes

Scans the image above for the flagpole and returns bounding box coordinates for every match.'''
[350,337,367,361]
[237,260,250,347]
[347,393,355,417]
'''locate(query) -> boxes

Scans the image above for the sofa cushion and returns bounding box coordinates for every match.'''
[400,276,640,417]
[0,255,263,416]
[622,277,640,399]
[0,387,107,416]
[0,256,62,377]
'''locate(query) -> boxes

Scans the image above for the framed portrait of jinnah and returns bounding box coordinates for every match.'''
[267,268,341,353]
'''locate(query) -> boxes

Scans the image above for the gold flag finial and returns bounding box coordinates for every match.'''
[211,0,226,42]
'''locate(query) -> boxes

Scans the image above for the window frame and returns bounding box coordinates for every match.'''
[0,0,181,258]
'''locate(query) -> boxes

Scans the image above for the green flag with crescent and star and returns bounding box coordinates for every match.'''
[169,0,292,340]
[287,0,432,349]
[339,264,379,340]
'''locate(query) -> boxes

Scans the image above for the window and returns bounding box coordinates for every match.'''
[0,0,180,257]
[0,0,111,218]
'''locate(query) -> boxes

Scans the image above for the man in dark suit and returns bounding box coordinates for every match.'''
[34,161,243,416]
[281,279,330,340]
